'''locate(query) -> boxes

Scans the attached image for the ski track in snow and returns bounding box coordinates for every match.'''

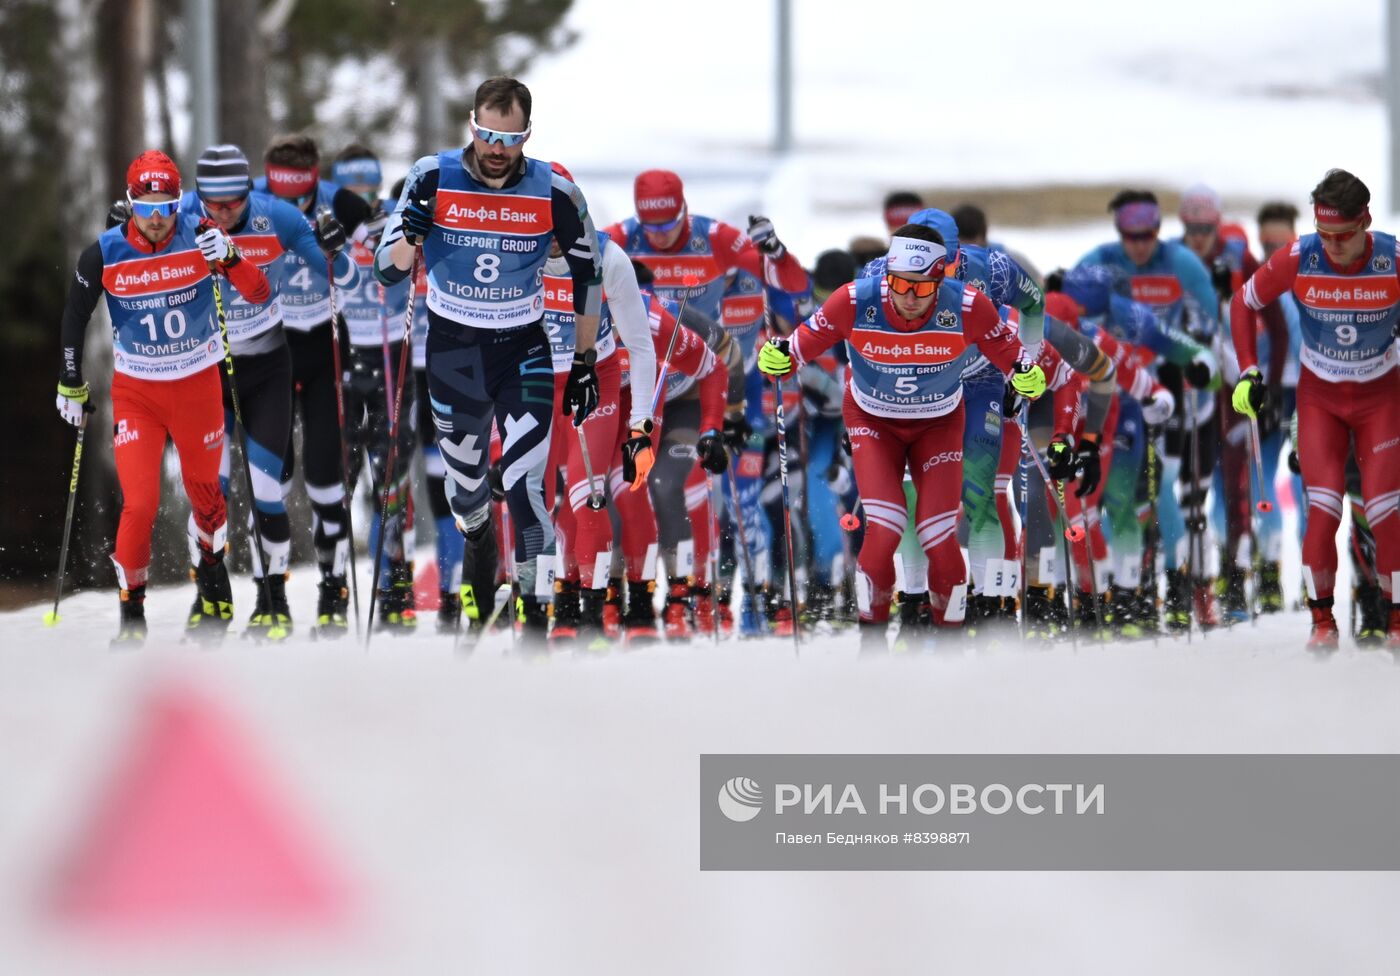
[1,570,1398,974]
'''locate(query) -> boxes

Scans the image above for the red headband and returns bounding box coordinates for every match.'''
[1314,203,1368,224]
[265,163,319,198]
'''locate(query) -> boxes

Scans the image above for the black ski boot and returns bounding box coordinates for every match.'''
[623,579,661,647]
[1222,564,1249,625]
[460,519,499,637]
[437,589,462,635]
[963,593,1001,641]
[801,581,836,627]
[1257,559,1283,614]
[892,591,932,652]
[1164,569,1191,633]
[858,618,889,654]
[247,573,292,641]
[578,587,610,652]
[517,593,550,650]
[187,551,233,644]
[112,585,148,648]
[549,579,582,647]
[315,569,350,638]
[1355,580,1388,647]
[377,560,418,632]
[1106,585,1148,639]
[1023,585,1060,640]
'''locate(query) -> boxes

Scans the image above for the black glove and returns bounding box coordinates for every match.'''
[1043,268,1065,294]
[722,411,752,452]
[696,429,729,474]
[400,196,434,246]
[1183,358,1213,390]
[621,423,654,487]
[746,214,785,258]
[362,200,388,246]
[562,349,599,426]
[1257,397,1281,440]
[1072,436,1102,498]
[488,460,505,502]
[1046,435,1075,481]
[1210,258,1234,304]
[840,428,852,457]
[106,198,132,228]
[1002,380,1025,419]
[1287,451,1301,476]
[315,209,346,257]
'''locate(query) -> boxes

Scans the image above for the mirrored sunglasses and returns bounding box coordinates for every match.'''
[127,195,180,219]
[886,273,940,298]
[470,113,531,147]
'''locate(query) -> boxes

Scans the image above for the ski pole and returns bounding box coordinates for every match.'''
[771,375,802,653]
[576,426,605,510]
[646,275,700,420]
[1183,391,1199,643]
[723,459,763,635]
[363,250,418,648]
[1019,409,1077,649]
[206,251,284,640]
[43,415,89,627]
[1144,432,1160,647]
[708,471,721,645]
[326,255,362,637]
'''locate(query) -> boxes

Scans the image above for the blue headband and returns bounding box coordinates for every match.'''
[331,156,382,187]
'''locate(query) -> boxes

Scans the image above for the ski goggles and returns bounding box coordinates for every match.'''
[641,212,686,234]
[469,112,532,147]
[1314,218,1366,244]
[886,273,940,298]
[126,194,181,219]
[199,192,249,215]
[1182,222,1218,237]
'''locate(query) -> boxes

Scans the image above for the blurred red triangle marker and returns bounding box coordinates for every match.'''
[48,682,349,934]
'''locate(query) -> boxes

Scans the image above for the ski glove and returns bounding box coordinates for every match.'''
[315,209,347,257]
[401,197,435,245]
[696,429,729,474]
[1231,367,1268,420]
[757,338,794,379]
[488,460,505,502]
[722,409,753,452]
[1184,350,1218,390]
[747,214,786,258]
[1142,385,1175,426]
[196,225,238,266]
[1010,360,1047,399]
[563,349,599,426]
[106,198,132,229]
[1046,435,1076,482]
[56,380,92,428]
[1072,435,1102,498]
[621,422,655,489]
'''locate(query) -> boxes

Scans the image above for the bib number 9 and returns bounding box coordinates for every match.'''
[1336,324,1358,346]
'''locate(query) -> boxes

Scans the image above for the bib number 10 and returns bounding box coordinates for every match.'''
[139,310,187,342]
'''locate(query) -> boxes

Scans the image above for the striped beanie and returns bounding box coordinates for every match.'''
[196,144,252,197]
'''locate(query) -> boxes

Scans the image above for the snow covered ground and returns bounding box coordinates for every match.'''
[1,556,1399,974]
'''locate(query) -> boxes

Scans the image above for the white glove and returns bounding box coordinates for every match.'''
[196,226,235,264]
[1142,386,1175,426]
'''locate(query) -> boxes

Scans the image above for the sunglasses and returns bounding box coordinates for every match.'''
[1118,229,1158,242]
[127,195,180,219]
[1315,220,1365,245]
[886,273,940,298]
[200,193,249,215]
[1182,222,1217,236]
[470,112,531,147]
[641,214,685,234]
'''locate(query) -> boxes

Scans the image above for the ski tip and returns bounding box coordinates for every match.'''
[42,610,60,627]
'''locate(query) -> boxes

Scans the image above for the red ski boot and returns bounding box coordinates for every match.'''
[1306,600,1340,653]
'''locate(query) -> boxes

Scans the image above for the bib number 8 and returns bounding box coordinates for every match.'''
[474,253,501,283]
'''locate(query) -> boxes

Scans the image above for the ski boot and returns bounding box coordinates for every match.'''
[692,583,717,637]
[714,587,736,637]
[1164,569,1191,633]
[186,551,233,645]
[602,577,624,640]
[1192,577,1221,630]
[246,573,292,641]
[111,585,148,648]
[1387,605,1400,655]
[516,593,550,650]
[802,582,836,627]
[1257,560,1283,614]
[549,578,582,647]
[1354,580,1388,648]
[460,518,500,641]
[315,570,350,638]
[437,589,462,635]
[1074,589,1108,640]
[376,560,418,632]
[1023,585,1060,641]
[577,588,611,653]
[768,599,795,639]
[623,579,661,647]
[737,587,765,637]
[1306,598,1340,653]
[892,590,932,652]
[1105,585,1147,640]
[858,618,889,654]
[1221,564,1249,625]
[962,593,1001,641]
[662,577,693,640]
